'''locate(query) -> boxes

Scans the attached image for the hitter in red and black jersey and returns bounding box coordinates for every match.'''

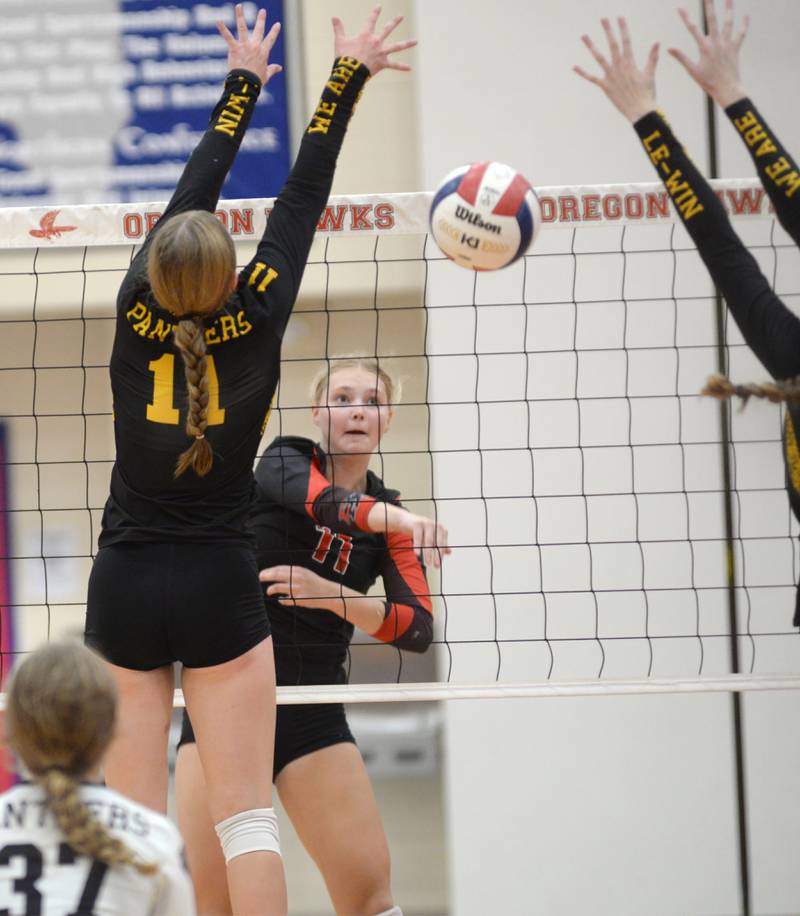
[577,7,800,626]
[252,434,434,683]
[176,355,448,916]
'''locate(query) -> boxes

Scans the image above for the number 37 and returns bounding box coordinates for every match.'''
[146,353,225,426]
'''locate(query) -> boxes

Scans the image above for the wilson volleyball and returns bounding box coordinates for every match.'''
[429,161,541,270]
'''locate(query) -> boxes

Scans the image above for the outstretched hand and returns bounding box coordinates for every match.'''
[332,5,417,76]
[574,17,659,124]
[217,3,282,86]
[669,0,748,108]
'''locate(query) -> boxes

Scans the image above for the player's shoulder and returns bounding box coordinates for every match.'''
[264,435,315,458]
[254,436,315,493]
[257,435,315,467]
[365,469,401,505]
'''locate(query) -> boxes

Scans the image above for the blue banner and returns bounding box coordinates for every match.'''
[0,1,291,206]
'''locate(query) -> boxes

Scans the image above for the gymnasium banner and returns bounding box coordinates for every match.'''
[0,0,290,206]
[0,179,779,249]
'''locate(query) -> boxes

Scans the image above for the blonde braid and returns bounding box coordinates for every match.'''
[38,770,157,877]
[702,373,800,407]
[173,317,213,478]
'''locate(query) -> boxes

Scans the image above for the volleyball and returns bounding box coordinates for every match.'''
[429,161,541,270]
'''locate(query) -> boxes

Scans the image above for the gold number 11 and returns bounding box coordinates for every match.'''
[146,353,226,426]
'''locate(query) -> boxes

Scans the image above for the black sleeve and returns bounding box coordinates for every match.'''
[122,69,262,288]
[238,57,370,336]
[254,439,378,532]
[725,98,800,246]
[633,110,800,381]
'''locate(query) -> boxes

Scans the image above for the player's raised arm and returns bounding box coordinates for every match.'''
[153,5,282,230]
[242,6,417,336]
[574,16,800,382]
[669,0,800,244]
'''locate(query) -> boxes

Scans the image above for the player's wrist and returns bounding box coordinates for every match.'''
[715,84,746,109]
[226,68,263,90]
[624,97,658,124]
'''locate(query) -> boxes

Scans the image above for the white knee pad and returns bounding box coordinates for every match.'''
[214,807,281,863]
[373,908,403,916]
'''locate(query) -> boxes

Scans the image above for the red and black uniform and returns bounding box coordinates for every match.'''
[634,100,800,625]
[179,436,433,776]
[86,59,370,669]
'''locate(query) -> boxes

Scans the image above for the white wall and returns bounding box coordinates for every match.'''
[413,1,800,914]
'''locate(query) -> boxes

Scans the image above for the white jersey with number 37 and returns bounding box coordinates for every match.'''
[0,782,196,915]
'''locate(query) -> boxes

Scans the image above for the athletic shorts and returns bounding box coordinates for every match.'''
[177,701,356,780]
[85,541,270,670]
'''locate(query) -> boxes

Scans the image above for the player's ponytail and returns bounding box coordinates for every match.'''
[147,210,236,479]
[39,768,158,876]
[702,373,800,406]
[174,317,213,478]
[4,640,158,877]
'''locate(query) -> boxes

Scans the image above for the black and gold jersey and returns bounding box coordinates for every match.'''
[99,58,370,548]
[252,437,434,685]
[634,103,800,624]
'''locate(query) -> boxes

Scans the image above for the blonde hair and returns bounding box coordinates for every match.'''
[147,210,236,478]
[702,373,800,406]
[5,641,157,877]
[310,358,400,407]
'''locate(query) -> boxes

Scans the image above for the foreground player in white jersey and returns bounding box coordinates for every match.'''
[0,640,195,915]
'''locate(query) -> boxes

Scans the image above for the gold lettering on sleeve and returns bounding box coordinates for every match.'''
[214,84,251,137]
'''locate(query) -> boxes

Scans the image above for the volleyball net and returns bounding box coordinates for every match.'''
[2,182,800,702]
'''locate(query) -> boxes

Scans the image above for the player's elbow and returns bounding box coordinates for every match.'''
[393,610,433,653]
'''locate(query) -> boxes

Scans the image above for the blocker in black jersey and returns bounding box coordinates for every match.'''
[577,12,800,627]
[101,58,368,548]
[87,55,371,669]
[633,106,800,626]
[179,435,434,773]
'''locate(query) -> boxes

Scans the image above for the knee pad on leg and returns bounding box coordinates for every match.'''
[373,908,403,916]
[214,807,281,863]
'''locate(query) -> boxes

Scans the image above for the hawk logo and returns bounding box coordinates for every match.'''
[29,210,77,240]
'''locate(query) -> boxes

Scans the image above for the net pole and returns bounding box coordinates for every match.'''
[703,22,751,911]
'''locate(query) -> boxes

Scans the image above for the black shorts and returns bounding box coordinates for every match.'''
[85,541,270,670]
[177,701,356,780]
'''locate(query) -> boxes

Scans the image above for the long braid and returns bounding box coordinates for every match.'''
[39,769,157,876]
[702,372,800,407]
[173,317,213,478]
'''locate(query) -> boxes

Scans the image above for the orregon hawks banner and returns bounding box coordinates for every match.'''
[0,0,290,206]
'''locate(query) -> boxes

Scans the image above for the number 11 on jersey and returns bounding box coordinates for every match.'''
[146,353,225,426]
